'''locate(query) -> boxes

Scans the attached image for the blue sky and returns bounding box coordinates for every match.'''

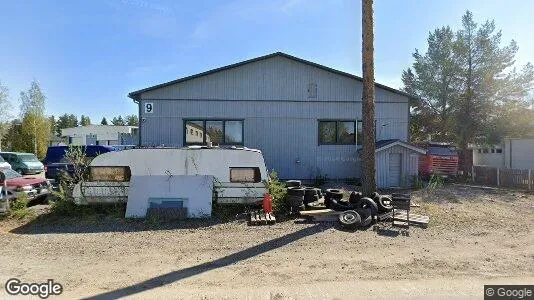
[1,0,533,121]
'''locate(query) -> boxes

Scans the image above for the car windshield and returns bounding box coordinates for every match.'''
[19,154,39,162]
[1,168,22,180]
[0,155,5,162]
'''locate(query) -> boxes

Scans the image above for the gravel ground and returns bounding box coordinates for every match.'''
[0,185,533,299]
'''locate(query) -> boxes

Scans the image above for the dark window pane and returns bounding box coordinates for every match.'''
[224,121,243,144]
[185,121,204,144]
[357,121,363,145]
[206,121,224,145]
[319,122,336,144]
[337,121,355,144]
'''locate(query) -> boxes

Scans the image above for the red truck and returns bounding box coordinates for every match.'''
[418,143,459,179]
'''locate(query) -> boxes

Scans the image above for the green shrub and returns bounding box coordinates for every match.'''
[267,170,289,214]
[427,174,445,189]
[9,194,32,219]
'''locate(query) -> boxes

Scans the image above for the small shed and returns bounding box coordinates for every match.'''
[373,139,426,188]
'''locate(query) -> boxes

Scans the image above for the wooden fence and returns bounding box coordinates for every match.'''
[473,166,533,190]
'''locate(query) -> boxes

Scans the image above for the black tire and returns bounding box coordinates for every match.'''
[286,195,304,207]
[369,192,380,201]
[349,191,362,204]
[303,187,318,204]
[324,194,332,208]
[326,189,343,200]
[356,208,373,227]
[357,197,378,216]
[338,210,361,229]
[287,187,305,196]
[285,180,301,188]
[377,195,393,213]
[330,199,354,211]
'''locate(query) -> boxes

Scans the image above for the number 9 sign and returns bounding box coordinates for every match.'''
[144,102,154,113]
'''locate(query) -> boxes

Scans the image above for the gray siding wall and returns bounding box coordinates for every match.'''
[139,56,407,104]
[375,145,420,188]
[140,99,408,180]
[136,55,410,180]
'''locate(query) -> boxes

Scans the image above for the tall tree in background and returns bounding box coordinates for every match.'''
[125,114,139,126]
[48,115,57,136]
[403,11,534,171]
[361,0,376,194]
[111,115,125,126]
[100,117,108,125]
[0,81,12,151]
[56,113,78,135]
[17,80,51,158]
[80,115,91,126]
[402,27,460,142]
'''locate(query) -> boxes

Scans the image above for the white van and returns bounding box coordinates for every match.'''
[72,147,269,205]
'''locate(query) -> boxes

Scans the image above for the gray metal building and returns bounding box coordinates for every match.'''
[128,52,419,184]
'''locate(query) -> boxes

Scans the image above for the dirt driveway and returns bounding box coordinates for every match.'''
[0,185,533,299]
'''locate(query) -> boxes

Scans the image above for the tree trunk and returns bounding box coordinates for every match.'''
[361,0,376,194]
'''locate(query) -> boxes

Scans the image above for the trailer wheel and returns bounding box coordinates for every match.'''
[339,210,361,229]
[377,195,393,213]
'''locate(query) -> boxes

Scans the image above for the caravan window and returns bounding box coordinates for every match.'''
[229,167,261,183]
[89,166,131,182]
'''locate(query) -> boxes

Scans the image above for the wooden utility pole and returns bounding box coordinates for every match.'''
[361,0,376,194]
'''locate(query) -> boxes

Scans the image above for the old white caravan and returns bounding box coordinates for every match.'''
[72,147,269,205]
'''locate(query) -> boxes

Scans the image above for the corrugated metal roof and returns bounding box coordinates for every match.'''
[128,52,416,100]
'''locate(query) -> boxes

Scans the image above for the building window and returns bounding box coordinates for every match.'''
[496,148,502,153]
[318,121,356,145]
[185,120,244,146]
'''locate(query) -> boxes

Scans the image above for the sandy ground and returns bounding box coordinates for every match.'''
[0,185,533,299]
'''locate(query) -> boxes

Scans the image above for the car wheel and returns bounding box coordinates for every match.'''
[339,210,361,229]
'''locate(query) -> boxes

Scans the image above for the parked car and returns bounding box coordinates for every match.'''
[72,146,269,205]
[0,155,11,171]
[44,145,118,181]
[0,152,44,175]
[0,168,51,202]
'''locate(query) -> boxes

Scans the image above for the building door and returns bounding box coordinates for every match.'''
[388,153,402,187]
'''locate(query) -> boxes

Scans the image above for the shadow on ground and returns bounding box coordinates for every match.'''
[82,223,328,300]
